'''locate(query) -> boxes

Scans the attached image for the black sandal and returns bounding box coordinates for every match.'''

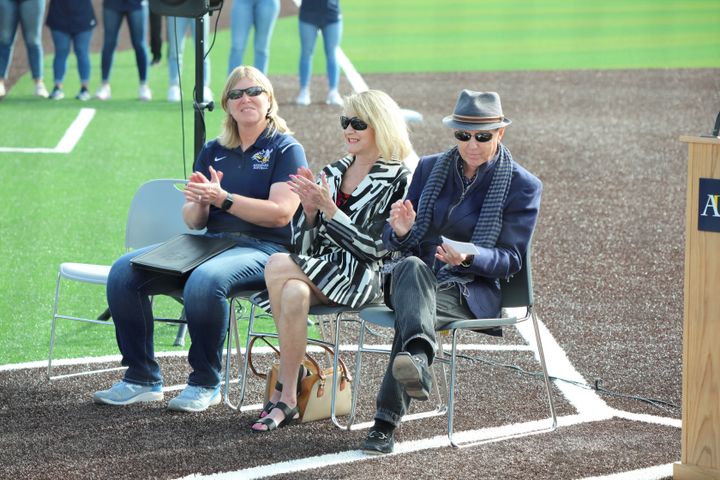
[251,401,299,432]
[257,366,309,420]
[258,381,284,419]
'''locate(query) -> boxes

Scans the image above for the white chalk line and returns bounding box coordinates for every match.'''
[0,342,532,372]
[0,108,95,154]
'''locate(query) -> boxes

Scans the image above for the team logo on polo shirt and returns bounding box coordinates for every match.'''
[252,148,272,169]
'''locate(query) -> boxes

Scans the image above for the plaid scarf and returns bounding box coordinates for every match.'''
[401,144,514,286]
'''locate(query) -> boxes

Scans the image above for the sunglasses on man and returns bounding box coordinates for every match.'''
[227,86,265,100]
[454,131,494,143]
[340,116,369,131]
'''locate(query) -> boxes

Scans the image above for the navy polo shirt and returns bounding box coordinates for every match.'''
[46,0,97,34]
[193,130,307,247]
[299,0,341,27]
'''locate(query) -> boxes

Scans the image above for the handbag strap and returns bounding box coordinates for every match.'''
[246,335,353,383]
[305,338,352,383]
[247,335,281,379]
[247,335,325,381]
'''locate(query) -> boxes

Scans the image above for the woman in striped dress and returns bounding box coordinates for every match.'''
[251,90,413,432]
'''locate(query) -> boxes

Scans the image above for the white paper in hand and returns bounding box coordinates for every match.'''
[441,236,481,255]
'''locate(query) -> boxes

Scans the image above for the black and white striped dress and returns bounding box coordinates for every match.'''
[254,156,410,310]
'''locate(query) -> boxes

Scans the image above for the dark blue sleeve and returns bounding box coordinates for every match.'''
[270,142,308,184]
[192,142,213,179]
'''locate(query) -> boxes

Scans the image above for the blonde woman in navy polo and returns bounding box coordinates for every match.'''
[94,66,308,412]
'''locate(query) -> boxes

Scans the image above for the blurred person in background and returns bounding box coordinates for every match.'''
[46,0,96,101]
[0,0,48,99]
[166,14,212,103]
[95,0,152,101]
[294,0,342,107]
[149,9,162,65]
[227,0,280,74]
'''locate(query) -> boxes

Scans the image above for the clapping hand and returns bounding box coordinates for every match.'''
[388,199,416,238]
[288,167,333,217]
[185,166,225,207]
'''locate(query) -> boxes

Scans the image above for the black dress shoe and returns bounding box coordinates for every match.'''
[362,429,394,455]
[392,352,432,401]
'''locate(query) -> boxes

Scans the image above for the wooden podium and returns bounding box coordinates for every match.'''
[674,136,720,480]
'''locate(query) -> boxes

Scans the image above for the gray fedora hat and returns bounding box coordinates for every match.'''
[442,90,512,130]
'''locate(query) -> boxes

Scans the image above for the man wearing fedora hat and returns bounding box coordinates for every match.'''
[362,89,542,455]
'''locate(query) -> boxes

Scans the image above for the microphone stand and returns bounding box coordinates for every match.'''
[175,14,214,347]
[193,14,214,161]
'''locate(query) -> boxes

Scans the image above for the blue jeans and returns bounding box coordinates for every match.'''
[374,257,473,427]
[167,15,210,87]
[298,19,342,89]
[50,28,93,85]
[107,234,286,388]
[228,0,280,74]
[100,4,148,83]
[0,0,45,80]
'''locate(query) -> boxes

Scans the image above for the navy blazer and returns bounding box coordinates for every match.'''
[383,147,542,318]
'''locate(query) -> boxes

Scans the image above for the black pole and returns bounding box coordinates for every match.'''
[194,15,206,161]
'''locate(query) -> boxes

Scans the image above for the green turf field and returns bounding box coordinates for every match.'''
[0,0,718,365]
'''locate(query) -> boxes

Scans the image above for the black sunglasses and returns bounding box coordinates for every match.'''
[227,86,265,100]
[454,131,494,143]
[340,116,369,131]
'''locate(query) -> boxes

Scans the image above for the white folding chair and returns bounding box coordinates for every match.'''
[48,179,196,379]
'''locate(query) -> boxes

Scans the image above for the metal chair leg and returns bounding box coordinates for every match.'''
[223,299,242,409]
[447,310,557,448]
[48,273,63,379]
[531,310,558,430]
[173,311,187,347]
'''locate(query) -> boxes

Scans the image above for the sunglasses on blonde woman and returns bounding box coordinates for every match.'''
[227,86,265,100]
[454,131,494,143]
[340,116,368,131]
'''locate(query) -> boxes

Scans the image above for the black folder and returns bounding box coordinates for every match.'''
[130,234,236,275]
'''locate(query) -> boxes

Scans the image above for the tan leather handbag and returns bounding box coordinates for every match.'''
[248,336,352,423]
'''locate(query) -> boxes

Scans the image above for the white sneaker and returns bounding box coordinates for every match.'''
[75,87,91,101]
[95,84,111,100]
[35,82,49,98]
[49,86,65,100]
[0,81,7,99]
[203,86,214,103]
[326,89,343,106]
[167,84,181,102]
[167,385,221,412]
[295,89,310,106]
[139,84,152,101]
[93,381,164,405]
